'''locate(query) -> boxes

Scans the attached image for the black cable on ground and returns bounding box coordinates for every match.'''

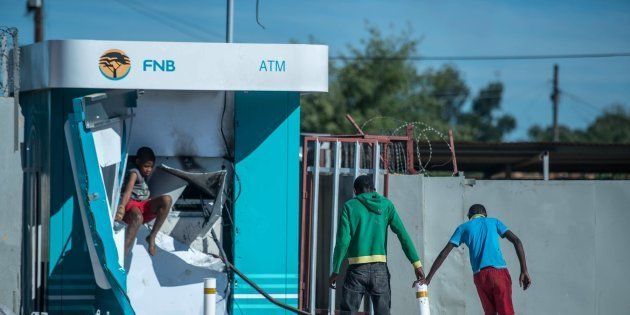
[210,230,310,315]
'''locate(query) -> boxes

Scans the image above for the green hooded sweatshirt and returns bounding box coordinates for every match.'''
[332,192,422,273]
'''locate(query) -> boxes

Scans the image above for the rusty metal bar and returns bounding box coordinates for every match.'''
[373,141,380,194]
[303,136,405,143]
[383,143,389,197]
[405,124,416,174]
[345,114,365,136]
[354,141,361,179]
[309,140,321,315]
[299,137,310,309]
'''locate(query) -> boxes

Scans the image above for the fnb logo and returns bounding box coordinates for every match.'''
[143,59,176,72]
[99,49,131,80]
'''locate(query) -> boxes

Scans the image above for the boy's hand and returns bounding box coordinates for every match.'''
[115,205,126,222]
[519,271,531,290]
[412,266,426,287]
[328,273,338,289]
[415,276,431,287]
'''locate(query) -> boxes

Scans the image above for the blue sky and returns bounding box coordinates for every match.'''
[2,0,629,140]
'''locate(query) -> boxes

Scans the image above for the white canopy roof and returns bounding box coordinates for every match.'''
[20,40,328,92]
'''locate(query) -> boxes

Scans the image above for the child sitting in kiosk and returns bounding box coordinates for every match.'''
[115,146,173,256]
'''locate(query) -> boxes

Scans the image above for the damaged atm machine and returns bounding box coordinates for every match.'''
[18,40,327,314]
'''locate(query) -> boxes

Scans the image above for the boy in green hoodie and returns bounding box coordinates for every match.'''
[329,175,425,315]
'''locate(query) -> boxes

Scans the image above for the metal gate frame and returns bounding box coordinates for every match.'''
[299,129,418,314]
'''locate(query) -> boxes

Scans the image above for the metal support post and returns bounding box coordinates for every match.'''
[354,141,361,179]
[373,142,380,192]
[367,141,380,314]
[226,0,234,43]
[328,141,341,314]
[204,278,217,315]
[542,151,549,181]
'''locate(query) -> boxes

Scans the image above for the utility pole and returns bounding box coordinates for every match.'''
[226,0,233,43]
[551,64,560,142]
[27,0,44,42]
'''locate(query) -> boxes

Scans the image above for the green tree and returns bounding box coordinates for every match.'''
[301,25,516,142]
[456,82,516,142]
[528,125,587,142]
[302,26,435,134]
[528,104,630,143]
[421,66,469,123]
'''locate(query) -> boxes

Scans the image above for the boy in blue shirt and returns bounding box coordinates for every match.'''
[422,204,531,315]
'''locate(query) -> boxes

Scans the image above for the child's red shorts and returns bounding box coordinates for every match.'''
[123,199,156,223]
[473,267,514,315]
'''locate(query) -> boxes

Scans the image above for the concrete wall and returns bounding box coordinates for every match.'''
[0,97,23,313]
[386,175,630,315]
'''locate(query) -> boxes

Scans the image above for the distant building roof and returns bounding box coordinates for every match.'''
[427,141,630,175]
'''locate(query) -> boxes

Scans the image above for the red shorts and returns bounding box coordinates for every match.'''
[473,267,514,315]
[123,199,156,223]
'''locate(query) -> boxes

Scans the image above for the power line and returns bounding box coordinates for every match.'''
[571,102,597,124]
[126,0,225,39]
[112,0,206,41]
[561,90,605,113]
[112,0,222,41]
[331,52,630,62]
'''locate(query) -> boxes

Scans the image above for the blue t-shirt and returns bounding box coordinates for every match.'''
[449,216,509,274]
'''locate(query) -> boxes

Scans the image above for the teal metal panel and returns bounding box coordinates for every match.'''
[49,89,100,274]
[234,91,301,314]
[20,89,102,315]
[20,90,51,315]
[50,89,102,315]
[63,93,135,314]
[21,89,134,314]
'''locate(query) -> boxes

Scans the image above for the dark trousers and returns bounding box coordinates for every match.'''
[340,262,391,315]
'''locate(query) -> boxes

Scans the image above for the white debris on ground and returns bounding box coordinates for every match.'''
[126,226,228,315]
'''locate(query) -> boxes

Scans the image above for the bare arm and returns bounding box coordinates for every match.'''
[504,230,531,290]
[422,243,455,286]
[119,171,137,210]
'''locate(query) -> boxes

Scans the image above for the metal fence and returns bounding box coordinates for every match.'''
[299,128,458,314]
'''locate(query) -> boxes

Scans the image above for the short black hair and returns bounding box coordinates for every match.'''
[354,175,375,194]
[135,146,156,163]
[468,204,487,218]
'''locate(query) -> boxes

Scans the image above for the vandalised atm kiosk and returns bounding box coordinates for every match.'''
[19,40,328,314]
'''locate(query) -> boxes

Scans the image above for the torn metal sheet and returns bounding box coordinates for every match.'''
[158,164,227,229]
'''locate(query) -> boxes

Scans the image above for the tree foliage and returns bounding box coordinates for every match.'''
[457,82,517,142]
[301,26,516,142]
[528,104,630,143]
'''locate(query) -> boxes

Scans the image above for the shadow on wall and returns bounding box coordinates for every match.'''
[234,91,299,163]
